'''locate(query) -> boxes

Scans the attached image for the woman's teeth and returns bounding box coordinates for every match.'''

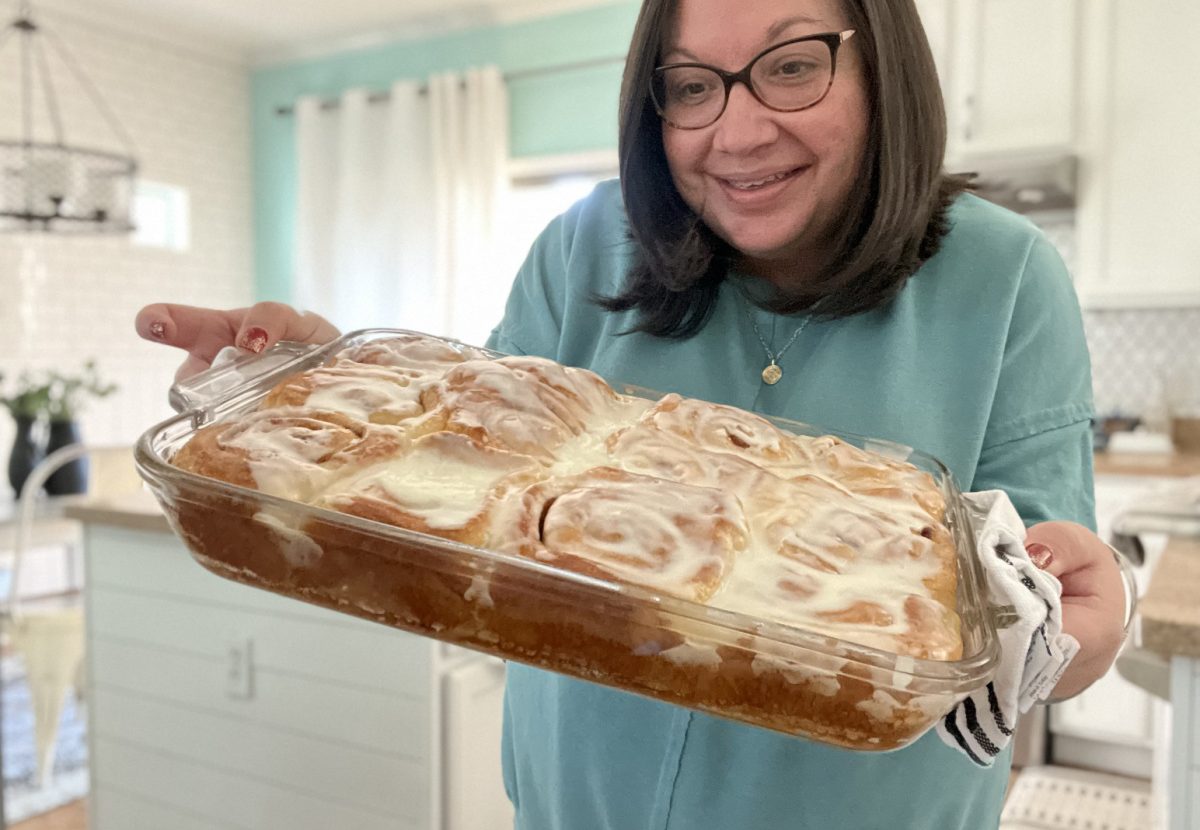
[724,168,800,190]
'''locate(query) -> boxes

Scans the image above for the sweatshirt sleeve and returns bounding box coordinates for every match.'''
[970,234,1097,529]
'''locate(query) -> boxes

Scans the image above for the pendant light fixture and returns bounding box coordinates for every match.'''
[0,0,138,233]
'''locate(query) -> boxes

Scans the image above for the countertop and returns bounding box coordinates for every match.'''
[1139,536,1200,660]
[63,490,170,533]
[1093,451,1200,478]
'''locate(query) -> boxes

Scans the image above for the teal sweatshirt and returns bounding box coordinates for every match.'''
[487,180,1095,830]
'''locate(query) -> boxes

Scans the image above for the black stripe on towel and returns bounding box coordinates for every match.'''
[1034,622,1054,657]
[986,682,1013,736]
[996,550,1042,595]
[942,710,985,766]
[963,696,1001,757]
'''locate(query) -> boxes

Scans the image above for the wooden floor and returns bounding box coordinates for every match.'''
[10,799,86,830]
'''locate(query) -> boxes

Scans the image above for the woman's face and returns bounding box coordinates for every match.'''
[661,0,869,282]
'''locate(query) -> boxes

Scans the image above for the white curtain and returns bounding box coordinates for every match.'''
[294,67,509,344]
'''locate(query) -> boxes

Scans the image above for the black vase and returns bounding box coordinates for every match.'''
[7,415,45,496]
[44,419,88,496]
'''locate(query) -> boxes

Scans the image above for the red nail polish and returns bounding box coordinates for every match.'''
[1026,542,1054,570]
[149,321,166,340]
[240,327,268,354]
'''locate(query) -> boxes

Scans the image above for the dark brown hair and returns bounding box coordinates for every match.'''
[600,0,971,337]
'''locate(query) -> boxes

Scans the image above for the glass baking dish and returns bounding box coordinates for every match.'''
[135,328,1003,751]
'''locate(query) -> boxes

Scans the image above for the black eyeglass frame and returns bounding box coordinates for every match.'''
[651,29,857,130]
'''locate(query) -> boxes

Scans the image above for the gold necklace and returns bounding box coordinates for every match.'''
[748,313,812,385]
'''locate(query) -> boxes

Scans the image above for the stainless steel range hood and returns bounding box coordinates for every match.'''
[949,150,1078,214]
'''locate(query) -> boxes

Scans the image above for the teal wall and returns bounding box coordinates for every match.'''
[251,1,640,302]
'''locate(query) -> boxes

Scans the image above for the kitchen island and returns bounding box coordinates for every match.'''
[1139,536,1200,830]
[65,493,512,830]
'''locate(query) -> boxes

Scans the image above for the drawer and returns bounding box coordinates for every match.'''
[88,581,433,698]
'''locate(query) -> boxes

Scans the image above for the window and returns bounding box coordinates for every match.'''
[132,181,190,251]
[497,152,618,280]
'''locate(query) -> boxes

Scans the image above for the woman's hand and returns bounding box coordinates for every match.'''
[1025,521,1129,700]
[135,302,340,381]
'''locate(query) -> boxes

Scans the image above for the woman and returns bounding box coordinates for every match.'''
[137,1,1127,827]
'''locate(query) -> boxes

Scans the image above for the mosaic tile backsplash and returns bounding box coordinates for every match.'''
[1084,308,1200,428]
[1040,215,1200,430]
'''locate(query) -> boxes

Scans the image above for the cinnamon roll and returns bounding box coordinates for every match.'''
[171,408,404,502]
[335,332,491,372]
[417,356,638,461]
[262,362,430,426]
[314,431,541,546]
[165,332,972,748]
[721,475,962,660]
[605,418,765,491]
[493,466,749,603]
[631,393,815,467]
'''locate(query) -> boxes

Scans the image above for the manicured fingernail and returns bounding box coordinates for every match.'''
[240,327,268,354]
[149,321,166,340]
[1026,542,1054,570]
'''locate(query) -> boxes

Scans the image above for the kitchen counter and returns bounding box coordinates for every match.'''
[64,487,511,830]
[63,491,169,533]
[1140,537,1200,659]
[1131,534,1200,830]
[1094,451,1200,478]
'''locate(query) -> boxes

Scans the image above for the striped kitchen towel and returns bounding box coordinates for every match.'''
[936,490,1080,767]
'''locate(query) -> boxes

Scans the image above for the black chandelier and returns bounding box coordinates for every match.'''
[0,1,138,233]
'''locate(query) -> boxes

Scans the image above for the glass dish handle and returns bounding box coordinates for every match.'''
[168,341,319,414]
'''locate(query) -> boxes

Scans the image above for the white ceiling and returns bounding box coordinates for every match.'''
[21,0,618,63]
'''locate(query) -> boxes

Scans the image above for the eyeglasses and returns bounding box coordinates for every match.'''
[651,30,856,130]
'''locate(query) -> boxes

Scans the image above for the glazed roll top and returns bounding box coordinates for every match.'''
[171,333,963,661]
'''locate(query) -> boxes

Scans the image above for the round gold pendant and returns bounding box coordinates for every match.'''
[761,363,782,385]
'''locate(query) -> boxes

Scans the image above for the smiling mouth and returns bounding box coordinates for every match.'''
[719,167,806,191]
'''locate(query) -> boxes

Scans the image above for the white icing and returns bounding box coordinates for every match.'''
[531,471,746,602]
[751,653,842,695]
[856,689,908,721]
[303,372,424,422]
[327,432,535,529]
[221,412,361,501]
[206,334,960,663]
[465,573,495,608]
[253,510,322,568]
[659,642,723,667]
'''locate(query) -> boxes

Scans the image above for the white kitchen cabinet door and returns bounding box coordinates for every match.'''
[442,657,514,830]
[1047,475,1172,778]
[1074,0,1200,308]
[944,0,1079,159]
[1049,668,1154,746]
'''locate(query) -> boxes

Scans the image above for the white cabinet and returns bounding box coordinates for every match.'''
[81,521,512,830]
[915,0,1081,160]
[443,658,515,830]
[1073,0,1200,308]
[948,0,1079,158]
[1048,475,1171,778]
[1166,656,1198,830]
[916,1,1200,308]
